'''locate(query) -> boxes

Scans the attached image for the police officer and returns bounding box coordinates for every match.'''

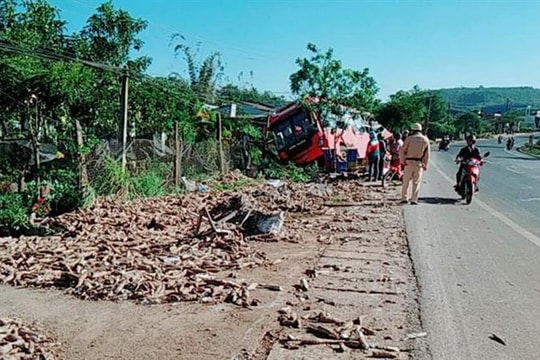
[399,123,430,205]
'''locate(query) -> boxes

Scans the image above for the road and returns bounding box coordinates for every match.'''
[405,134,540,360]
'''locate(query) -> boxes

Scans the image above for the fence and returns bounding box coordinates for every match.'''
[84,135,237,196]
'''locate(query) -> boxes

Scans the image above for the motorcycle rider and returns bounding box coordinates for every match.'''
[506,136,515,150]
[455,135,482,191]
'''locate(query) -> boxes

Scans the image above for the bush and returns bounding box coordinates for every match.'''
[0,193,31,235]
[91,157,170,199]
[43,168,81,216]
[262,162,312,183]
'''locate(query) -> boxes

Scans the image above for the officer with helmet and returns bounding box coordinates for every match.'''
[399,123,430,204]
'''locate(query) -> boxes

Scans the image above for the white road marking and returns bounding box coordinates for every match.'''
[506,166,524,174]
[431,162,540,249]
[521,197,540,202]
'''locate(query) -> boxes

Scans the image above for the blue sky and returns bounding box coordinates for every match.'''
[48,0,540,100]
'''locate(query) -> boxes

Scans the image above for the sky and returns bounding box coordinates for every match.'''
[47,0,540,101]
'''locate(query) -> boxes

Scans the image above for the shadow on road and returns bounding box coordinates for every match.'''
[477,145,506,149]
[418,197,460,205]
[491,155,539,161]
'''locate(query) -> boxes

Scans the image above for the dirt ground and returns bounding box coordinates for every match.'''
[0,181,426,360]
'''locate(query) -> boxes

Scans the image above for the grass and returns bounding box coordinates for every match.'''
[520,144,540,156]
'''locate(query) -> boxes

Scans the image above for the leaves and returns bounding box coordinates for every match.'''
[289,43,378,130]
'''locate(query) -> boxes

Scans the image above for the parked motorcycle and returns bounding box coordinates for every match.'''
[455,152,490,205]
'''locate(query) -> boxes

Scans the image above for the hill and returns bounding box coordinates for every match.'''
[436,86,540,111]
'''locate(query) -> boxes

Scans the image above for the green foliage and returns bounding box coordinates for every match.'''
[455,112,490,136]
[0,193,30,233]
[262,163,311,183]
[43,168,81,215]
[218,84,287,108]
[290,43,379,123]
[92,157,168,199]
[173,39,223,102]
[521,144,540,156]
[376,87,451,136]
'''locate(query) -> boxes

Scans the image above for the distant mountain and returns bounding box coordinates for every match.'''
[436,86,540,111]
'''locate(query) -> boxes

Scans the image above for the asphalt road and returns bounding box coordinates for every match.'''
[404,134,540,360]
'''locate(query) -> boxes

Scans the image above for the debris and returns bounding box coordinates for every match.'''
[0,318,62,359]
[278,311,301,328]
[299,278,310,292]
[181,177,197,192]
[266,179,284,188]
[315,297,336,306]
[313,286,400,295]
[355,325,370,350]
[305,269,317,278]
[370,349,399,358]
[0,195,271,305]
[310,311,344,325]
[372,345,400,352]
[406,332,427,340]
[489,333,507,346]
[257,283,283,292]
[306,324,340,340]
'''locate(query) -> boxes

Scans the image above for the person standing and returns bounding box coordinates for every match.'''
[377,133,388,180]
[365,131,380,182]
[399,123,430,205]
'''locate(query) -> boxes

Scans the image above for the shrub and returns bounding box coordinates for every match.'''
[0,193,31,235]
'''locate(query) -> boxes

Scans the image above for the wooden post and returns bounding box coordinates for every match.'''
[119,67,129,171]
[75,118,88,196]
[217,112,225,174]
[174,119,181,187]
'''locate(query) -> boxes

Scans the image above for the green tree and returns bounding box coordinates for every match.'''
[173,38,223,103]
[289,43,379,125]
[217,84,286,108]
[455,112,490,136]
[376,87,450,135]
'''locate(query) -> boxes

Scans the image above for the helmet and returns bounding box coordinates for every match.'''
[410,123,422,131]
[467,135,477,142]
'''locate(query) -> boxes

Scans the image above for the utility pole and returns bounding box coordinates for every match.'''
[119,66,129,171]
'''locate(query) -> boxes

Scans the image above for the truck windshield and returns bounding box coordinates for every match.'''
[272,110,315,151]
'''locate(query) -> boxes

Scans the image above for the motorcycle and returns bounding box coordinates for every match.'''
[506,140,513,150]
[455,152,490,205]
[438,139,450,151]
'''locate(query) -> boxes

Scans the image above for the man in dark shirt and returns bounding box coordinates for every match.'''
[455,135,482,188]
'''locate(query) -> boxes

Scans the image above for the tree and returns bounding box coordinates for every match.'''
[173,38,223,103]
[455,112,489,136]
[289,43,379,126]
[217,84,286,108]
[376,87,450,136]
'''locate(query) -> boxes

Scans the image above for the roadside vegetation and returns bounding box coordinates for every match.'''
[520,140,540,157]
[0,0,537,236]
